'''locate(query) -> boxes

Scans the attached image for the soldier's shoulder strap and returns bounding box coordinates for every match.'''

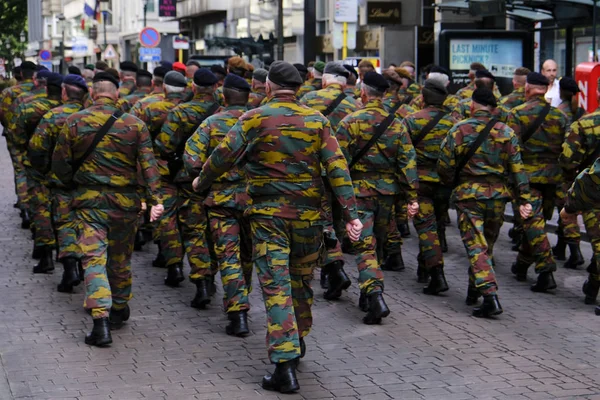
[349,110,397,170]
[71,110,123,175]
[453,118,497,185]
[522,104,551,144]
[411,110,447,147]
[322,92,346,117]
[579,140,600,172]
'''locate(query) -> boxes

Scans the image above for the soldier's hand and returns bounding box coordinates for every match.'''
[150,204,164,222]
[140,202,147,215]
[346,219,363,242]
[192,176,201,192]
[559,207,576,224]
[407,201,419,218]
[519,204,533,220]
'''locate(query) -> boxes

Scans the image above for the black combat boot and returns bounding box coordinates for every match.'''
[191,279,211,309]
[299,338,306,358]
[32,242,44,260]
[381,251,405,272]
[531,271,557,292]
[164,262,185,287]
[33,246,54,274]
[438,228,448,253]
[320,268,329,290]
[84,317,112,347]
[226,311,250,337]
[552,236,567,261]
[21,209,31,230]
[465,286,482,305]
[341,236,355,254]
[133,229,145,251]
[472,294,503,318]
[262,359,300,393]
[323,261,351,300]
[57,257,81,293]
[399,223,411,238]
[595,306,600,316]
[511,259,529,282]
[152,242,166,268]
[363,293,390,325]
[564,243,584,269]
[416,254,429,283]
[208,274,217,296]
[109,305,130,330]
[423,266,449,295]
[582,260,599,305]
[358,292,368,312]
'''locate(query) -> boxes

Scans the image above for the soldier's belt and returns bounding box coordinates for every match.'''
[289,251,321,276]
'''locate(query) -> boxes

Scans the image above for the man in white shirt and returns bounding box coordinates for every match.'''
[542,59,561,107]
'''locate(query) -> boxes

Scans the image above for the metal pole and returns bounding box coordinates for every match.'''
[143,2,148,69]
[277,0,284,60]
[60,27,66,74]
[594,0,598,62]
[342,22,348,59]
[103,11,107,48]
[303,0,316,64]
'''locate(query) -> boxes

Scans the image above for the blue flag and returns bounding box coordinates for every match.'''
[84,2,95,17]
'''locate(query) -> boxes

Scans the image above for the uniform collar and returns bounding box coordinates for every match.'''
[192,92,216,102]
[364,98,384,109]
[94,97,117,107]
[472,109,493,117]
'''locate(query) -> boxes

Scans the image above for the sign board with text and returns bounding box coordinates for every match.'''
[334,0,358,23]
[139,47,162,62]
[366,2,401,25]
[159,0,177,17]
[173,36,190,50]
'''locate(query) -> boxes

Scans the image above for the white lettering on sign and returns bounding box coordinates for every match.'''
[578,80,588,111]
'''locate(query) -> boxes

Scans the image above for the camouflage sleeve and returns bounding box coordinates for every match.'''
[51,121,75,185]
[320,121,359,221]
[505,111,524,139]
[437,126,458,186]
[155,109,180,158]
[559,119,585,171]
[394,122,418,202]
[183,121,211,178]
[29,111,54,174]
[334,116,352,162]
[195,119,248,193]
[450,104,464,121]
[507,130,531,204]
[137,123,163,203]
[565,158,600,213]
[12,107,30,152]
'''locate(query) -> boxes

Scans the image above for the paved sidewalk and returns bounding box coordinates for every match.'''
[0,137,599,400]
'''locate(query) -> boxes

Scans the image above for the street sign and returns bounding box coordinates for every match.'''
[173,35,190,50]
[332,22,357,50]
[103,44,118,60]
[40,61,53,70]
[139,27,161,48]
[72,37,89,56]
[39,49,52,61]
[334,0,358,23]
[139,47,161,62]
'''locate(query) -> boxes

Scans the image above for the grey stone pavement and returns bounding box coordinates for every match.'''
[0,137,599,400]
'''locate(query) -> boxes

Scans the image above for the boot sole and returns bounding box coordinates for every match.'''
[33,268,55,274]
[57,283,74,293]
[531,284,557,293]
[84,337,112,347]
[473,309,503,318]
[262,382,300,393]
[191,299,211,309]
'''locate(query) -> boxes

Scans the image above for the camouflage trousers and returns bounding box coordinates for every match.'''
[250,216,322,364]
[556,182,581,244]
[455,200,504,295]
[28,176,55,248]
[207,206,252,312]
[385,197,404,258]
[583,210,600,282]
[75,208,137,319]
[157,180,184,267]
[321,180,345,267]
[51,188,80,260]
[517,187,557,274]
[6,137,29,209]
[178,185,213,281]
[351,196,389,295]
[413,183,447,270]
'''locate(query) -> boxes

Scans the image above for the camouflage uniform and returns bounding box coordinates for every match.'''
[129,93,165,116]
[51,97,163,319]
[402,106,457,271]
[29,100,85,261]
[296,78,322,99]
[155,92,220,281]
[499,87,526,110]
[405,81,422,97]
[248,89,267,109]
[194,93,358,364]
[184,105,252,312]
[116,86,153,112]
[438,109,531,295]
[336,98,418,295]
[451,98,509,122]
[456,82,503,100]
[410,93,460,112]
[118,79,136,98]
[506,95,567,276]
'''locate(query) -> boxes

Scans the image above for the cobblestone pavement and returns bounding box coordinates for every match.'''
[0,138,599,400]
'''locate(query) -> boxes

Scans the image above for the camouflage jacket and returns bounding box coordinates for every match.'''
[118,79,136,98]
[116,87,153,112]
[184,105,249,210]
[13,96,62,160]
[410,93,460,112]
[29,99,85,183]
[499,87,526,110]
[297,78,323,99]
[450,98,509,122]
[155,92,221,182]
[299,83,358,131]
[51,97,163,211]
[559,106,600,173]
[506,95,567,185]
[456,82,503,100]
[557,100,586,126]
[336,98,418,201]
[402,105,458,183]
[129,93,165,116]
[438,109,531,204]
[405,81,422,97]
[8,85,47,132]
[0,79,35,128]
[194,93,358,222]
[564,157,600,213]
[383,91,414,110]
[248,89,267,109]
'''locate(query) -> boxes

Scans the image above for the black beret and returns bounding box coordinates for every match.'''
[293,63,308,74]
[475,69,495,81]
[193,68,219,86]
[527,72,549,86]
[68,66,82,76]
[93,71,120,89]
[136,69,153,79]
[153,66,169,79]
[430,66,451,78]
[120,61,138,73]
[324,62,350,78]
[63,74,89,92]
[164,70,187,87]
[46,72,64,88]
[159,61,173,71]
[560,77,579,94]
[362,71,389,92]
[472,87,497,108]
[186,59,201,68]
[223,74,251,92]
[36,64,49,72]
[210,64,227,77]
[253,68,268,83]
[268,61,303,88]
[21,61,36,71]
[344,64,359,79]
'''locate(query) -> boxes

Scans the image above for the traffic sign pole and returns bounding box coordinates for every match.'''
[343,22,348,59]
[178,34,183,63]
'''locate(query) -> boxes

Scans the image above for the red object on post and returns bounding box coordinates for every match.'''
[575,62,600,113]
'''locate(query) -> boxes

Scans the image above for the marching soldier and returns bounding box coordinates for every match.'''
[293,63,309,82]
[192,61,361,393]
[410,67,460,112]
[116,69,154,112]
[499,67,530,110]
[451,70,508,122]
[118,61,138,98]
[51,72,164,346]
[438,88,532,316]
[297,61,324,99]
[557,77,585,124]
[248,68,268,109]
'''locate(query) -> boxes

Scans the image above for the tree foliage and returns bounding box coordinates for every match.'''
[0,0,28,71]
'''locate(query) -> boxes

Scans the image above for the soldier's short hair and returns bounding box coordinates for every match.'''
[223,87,250,106]
[323,73,347,86]
[63,83,86,101]
[400,61,415,70]
[92,80,118,96]
[164,84,185,94]
[514,67,531,76]
[358,60,375,70]
[475,77,494,90]
[136,74,153,88]
[470,62,486,71]
[427,72,449,88]
[363,84,384,98]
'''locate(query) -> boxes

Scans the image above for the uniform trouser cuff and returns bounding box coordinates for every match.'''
[90,308,109,319]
